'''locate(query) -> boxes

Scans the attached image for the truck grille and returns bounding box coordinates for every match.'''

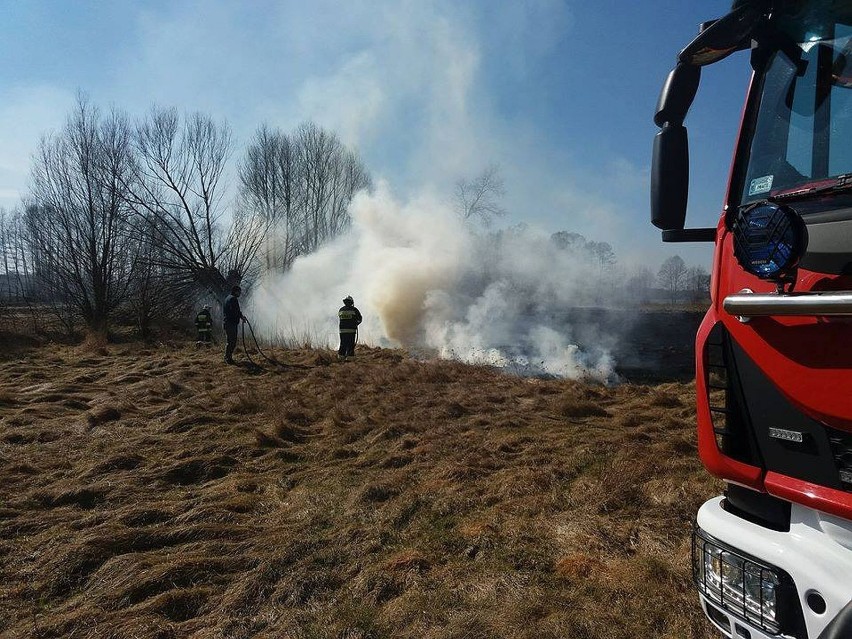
[828,427,852,490]
[704,324,761,467]
[706,323,730,452]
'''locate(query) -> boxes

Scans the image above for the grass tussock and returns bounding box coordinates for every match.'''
[80,331,109,355]
[0,340,720,638]
[557,397,610,419]
[225,387,264,415]
[0,389,16,406]
[86,405,122,427]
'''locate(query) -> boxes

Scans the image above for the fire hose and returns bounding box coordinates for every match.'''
[237,319,356,368]
[240,319,285,370]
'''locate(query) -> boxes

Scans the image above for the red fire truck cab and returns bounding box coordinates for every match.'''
[652,2,852,637]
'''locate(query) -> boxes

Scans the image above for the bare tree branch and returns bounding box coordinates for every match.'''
[27,94,135,333]
[239,121,371,272]
[454,164,507,225]
[126,107,252,299]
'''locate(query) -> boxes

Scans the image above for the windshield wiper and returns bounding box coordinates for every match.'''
[769,173,852,202]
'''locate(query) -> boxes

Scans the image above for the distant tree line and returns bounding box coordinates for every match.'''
[0,94,370,336]
[550,236,708,305]
[452,165,709,307]
[1,115,708,337]
[655,255,710,304]
[547,231,709,306]
[618,255,709,305]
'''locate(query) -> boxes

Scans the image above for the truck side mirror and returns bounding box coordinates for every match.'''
[651,61,715,241]
[649,3,767,242]
[652,63,699,232]
[651,123,689,230]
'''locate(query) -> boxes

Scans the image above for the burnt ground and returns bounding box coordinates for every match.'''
[545,307,705,384]
[611,309,705,384]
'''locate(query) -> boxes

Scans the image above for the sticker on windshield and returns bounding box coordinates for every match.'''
[749,175,774,196]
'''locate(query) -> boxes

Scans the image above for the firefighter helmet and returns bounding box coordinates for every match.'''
[343,295,354,305]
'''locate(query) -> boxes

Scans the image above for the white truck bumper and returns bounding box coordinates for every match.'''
[696,496,852,639]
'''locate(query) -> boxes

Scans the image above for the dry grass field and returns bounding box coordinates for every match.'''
[0,335,721,638]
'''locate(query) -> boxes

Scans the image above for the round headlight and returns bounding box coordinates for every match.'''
[733,202,805,279]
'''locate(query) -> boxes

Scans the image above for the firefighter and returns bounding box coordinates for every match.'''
[223,286,246,364]
[338,295,362,359]
[195,305,213,346]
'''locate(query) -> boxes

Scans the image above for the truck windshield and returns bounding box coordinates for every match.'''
[739,12,852,206]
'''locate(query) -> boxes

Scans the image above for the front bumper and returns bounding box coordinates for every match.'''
[696,496,852,638]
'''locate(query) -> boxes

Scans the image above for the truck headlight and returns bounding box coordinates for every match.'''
[732,201,805,280]
[693,528,783,634]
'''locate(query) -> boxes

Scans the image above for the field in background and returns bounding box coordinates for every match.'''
[0,335,720,638]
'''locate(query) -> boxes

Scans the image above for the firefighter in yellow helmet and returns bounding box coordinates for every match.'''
[338,295,362,358]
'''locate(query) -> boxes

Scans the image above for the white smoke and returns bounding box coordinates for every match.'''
[249,182,619,383]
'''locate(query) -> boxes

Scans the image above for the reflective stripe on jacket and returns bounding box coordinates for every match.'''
[338,305,362,333]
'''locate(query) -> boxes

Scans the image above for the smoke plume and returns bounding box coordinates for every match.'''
[249,183,620,382]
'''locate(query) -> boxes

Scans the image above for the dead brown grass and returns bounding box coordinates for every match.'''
[0,342,721,638]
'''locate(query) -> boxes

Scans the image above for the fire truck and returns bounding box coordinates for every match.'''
[651,1,852,637]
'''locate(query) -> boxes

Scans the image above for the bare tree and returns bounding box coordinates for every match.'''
[0,207,34,304]
[657,255,688,305]
[0,208,10,321]
[591,241,618,301]
[28,96,136,334]
[454,164,507,225]
[295,122,371,254]
[239,125,298,270]
[0,205,43,332]
[0,208,12,303]
[127,107,266,300]
[586,241,616,273]
[239,121,371,272]
[121,213,192,337]
[550,231,587,252]
[626,265,655,303]
[686,265,711,302]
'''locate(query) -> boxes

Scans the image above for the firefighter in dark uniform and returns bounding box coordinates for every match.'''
[338,295,362,358]
[223,286,246,364]
[195,305,213,346]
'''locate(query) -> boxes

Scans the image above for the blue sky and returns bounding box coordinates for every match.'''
[0,0,750,267]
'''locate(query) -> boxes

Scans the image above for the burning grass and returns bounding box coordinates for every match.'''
[0,341,720,638]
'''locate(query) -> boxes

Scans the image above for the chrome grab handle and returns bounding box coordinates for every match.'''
[723,289,852,319]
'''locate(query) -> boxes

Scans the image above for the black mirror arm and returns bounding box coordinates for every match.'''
[679,1,769,67]
[662,228,717,243]
[654,62,701,128]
